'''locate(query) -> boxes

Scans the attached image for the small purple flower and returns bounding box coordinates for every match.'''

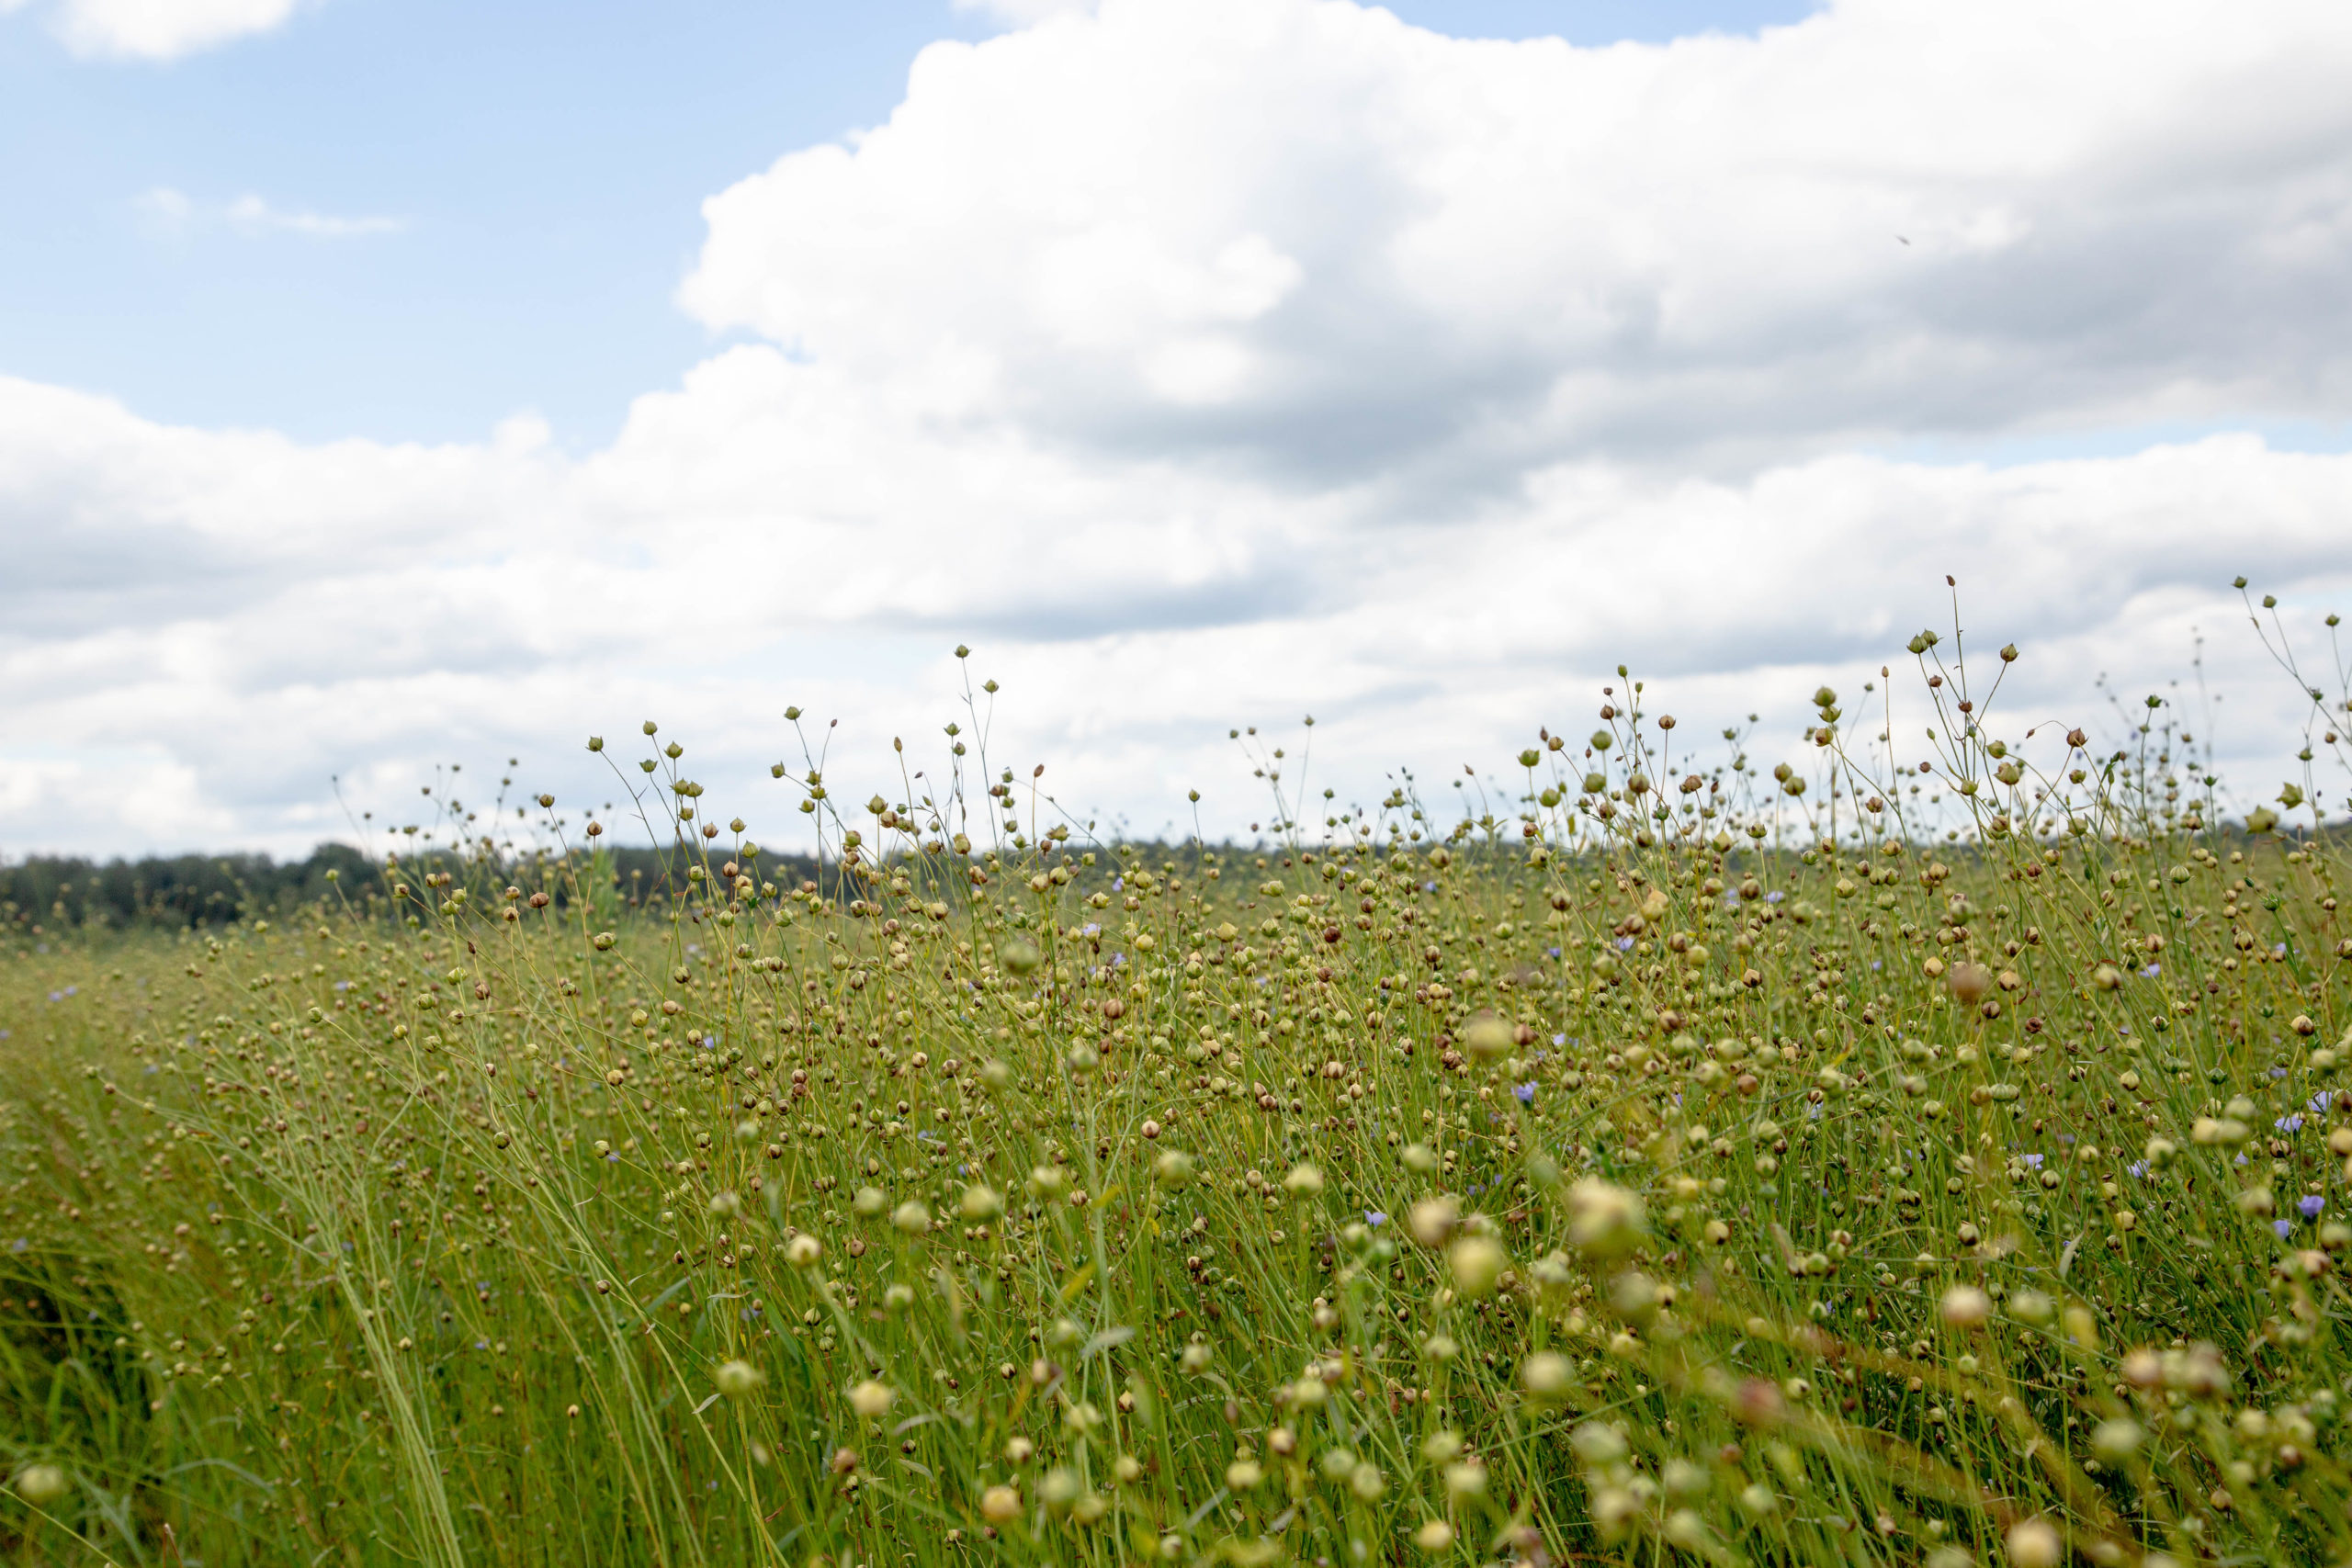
[2277,1114,2305,1134]
[2271,1066,2290,1078]
[1515,1082,1537,1103]
[1365,1211,1386,1227]
[2129,1161,2149,1179]
[2313,1092,2336,1114]
[2138,963,2161,978]
[1616,935,1634,952]
[2275,1219,2294,1240]
[1766,890,1784,904]
[2301,1195,2325,1220]
[2022,1153,2044,1168]
[1547,946,1562,958]
[1552,1033,1567,1046]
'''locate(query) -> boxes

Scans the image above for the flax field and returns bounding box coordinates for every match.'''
[6,611,2352,1568]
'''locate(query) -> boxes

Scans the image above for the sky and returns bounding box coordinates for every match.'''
[0,0,1823,447]
[4,0,2350,860]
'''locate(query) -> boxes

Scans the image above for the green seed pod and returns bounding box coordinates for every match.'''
[1566,1178,1645,1260]
[715,1359,765,1398]
[1461,1012,1513,1062]
[1447,1235,1507,1297]
[1521,1351,1572,1401]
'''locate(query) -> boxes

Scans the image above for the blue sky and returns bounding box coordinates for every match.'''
[0,0,1818,448]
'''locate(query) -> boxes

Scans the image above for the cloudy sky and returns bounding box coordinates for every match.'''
[4,0,2349,860]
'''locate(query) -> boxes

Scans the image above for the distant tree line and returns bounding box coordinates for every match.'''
[2,836,1396,936]
[0,841,885,934]
[1,845,377,934]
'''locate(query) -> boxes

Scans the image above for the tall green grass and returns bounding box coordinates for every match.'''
[5,610,2351,1568]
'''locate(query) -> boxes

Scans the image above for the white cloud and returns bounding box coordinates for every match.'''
[137,186,403,239]
[223,193,403,238]
[8,0,2352,857]
[685,0,2352,479]
[14,0,309,60]
[3,363,2342,860]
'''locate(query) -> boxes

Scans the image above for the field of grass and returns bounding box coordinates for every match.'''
[5,619,2352,1568]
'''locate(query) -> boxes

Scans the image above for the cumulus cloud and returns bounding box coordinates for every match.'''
[8,0,310,60]
[686,0,2352,481]
[6,0,2352,857]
